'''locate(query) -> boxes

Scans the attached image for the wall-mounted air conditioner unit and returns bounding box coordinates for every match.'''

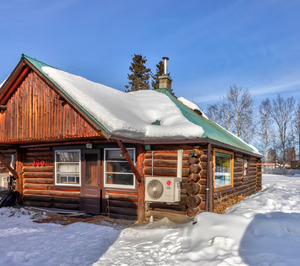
[145,176,181,203]
[0,174,9,191]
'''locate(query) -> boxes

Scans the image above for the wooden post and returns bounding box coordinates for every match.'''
[137,149,146,223]
[16,149,23,195]
[0,154,19,180]
[207,143,213,212]
[116,140,146,223]
[116,140,141,183]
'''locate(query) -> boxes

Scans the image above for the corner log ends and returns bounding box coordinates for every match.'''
[186,149,207,217]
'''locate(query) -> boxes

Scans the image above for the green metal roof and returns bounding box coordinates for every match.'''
[22,54,111,135]
[20,55,258,153]
[158,89,257,154]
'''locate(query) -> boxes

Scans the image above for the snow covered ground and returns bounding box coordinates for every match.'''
[1,174,300,266]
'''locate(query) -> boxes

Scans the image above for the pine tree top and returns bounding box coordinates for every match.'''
[125,54,151,92]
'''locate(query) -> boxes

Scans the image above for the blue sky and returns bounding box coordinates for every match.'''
[0,0,300,109]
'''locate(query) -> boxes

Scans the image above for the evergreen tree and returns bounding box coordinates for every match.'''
[125,54,151,91]
[151,60,164,90]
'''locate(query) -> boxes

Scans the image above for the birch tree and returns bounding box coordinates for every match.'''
[259,98,272,163]
[207,86,254,142]
[271,95,295,167]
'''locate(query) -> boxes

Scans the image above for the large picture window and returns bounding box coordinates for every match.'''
[55,150,81,186]
[214,150,234,189]
[104,148,136,189]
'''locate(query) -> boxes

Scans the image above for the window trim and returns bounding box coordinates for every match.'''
[104,147,136,189]
[243,158,249,177]
[54,149,81,187]
[213,149,234,191]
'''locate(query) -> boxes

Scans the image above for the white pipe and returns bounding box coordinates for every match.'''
[177,150,183,181]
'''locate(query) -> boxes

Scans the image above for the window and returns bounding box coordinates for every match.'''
[104,148,136,189]
[243,158,249,177]
[55,150,81,186]
[214,150,234,189]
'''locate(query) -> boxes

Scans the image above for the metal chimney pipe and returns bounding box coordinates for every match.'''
[162,57,169,75]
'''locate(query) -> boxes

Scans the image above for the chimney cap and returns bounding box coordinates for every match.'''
[162,57,169,60]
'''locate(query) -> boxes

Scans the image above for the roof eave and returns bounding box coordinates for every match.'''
[110,134,262,158]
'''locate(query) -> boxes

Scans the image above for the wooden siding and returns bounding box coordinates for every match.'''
[21,147,80,210]
[0,71,102,143]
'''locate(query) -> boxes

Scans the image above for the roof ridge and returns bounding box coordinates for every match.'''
[22,54,58,69]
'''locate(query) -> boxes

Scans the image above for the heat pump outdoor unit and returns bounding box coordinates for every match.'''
[145,176,181,203]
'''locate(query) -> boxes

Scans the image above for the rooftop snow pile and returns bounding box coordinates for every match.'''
[178,97,208,119]
[42,66,204,140]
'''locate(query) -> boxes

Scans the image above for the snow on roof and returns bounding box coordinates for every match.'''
[0,78,7,89]
[42,66,204,140]
[178,97,208,119]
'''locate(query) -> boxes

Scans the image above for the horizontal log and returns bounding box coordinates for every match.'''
[106,193,138,202]
[26,147,51,151]
[145,153,188,160]
[23,172,53,178]
[189,157,199,164]
[23,201,52,208]
[108,206,138,216]
[108,199,138,209]
[200,154,207,162]
[144,159,189,168]
[24,189,80,198]
[25,156,54,161]
[199,178,207,186]
[187,182,200,196]
[200,169,207,178]
[23,178,53,184]
[53,202,80,210]
[144,167,189,177]
[186,195,201,208]
[190,164,201,174]
[23,183,53,189]
[189,173,200,183]
[187,206,200,217]
[25,151,53,156]
[23,162,54,167]
[146,209,188,222]
[149,202,186,212]
[22,166,53,172]
[200,162,207,169]
[234,167,244,172]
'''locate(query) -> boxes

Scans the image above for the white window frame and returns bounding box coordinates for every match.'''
[55,149,81,186]
[104,148,136,189]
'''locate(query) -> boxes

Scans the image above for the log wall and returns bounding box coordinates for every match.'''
[21,147,80,210]
[144,145,207,219]
[105,192,138,220]
[0,71,102,143]
[213,150,261,211]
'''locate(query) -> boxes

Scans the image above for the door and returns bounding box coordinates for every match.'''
[80,149,101,214]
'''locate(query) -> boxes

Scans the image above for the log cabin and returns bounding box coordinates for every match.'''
[0,55,262,222]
